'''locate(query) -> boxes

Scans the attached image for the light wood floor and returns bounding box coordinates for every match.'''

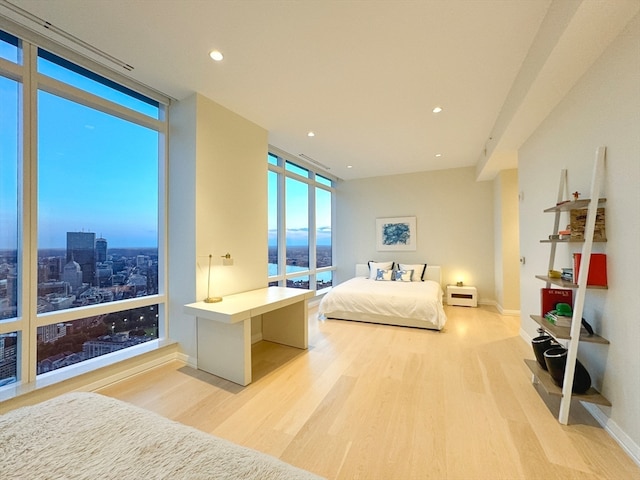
[97,305,639,480]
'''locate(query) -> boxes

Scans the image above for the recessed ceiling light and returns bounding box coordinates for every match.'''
[435,153,442,157]
[209,50,224,61]
[347,165,353,169]
[432,106,443,113]
[307,131,315,137]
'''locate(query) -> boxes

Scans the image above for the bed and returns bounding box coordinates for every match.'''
[318,263,447,330]
[0,392,324,479]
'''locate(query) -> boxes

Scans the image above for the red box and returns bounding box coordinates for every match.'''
[573,253,608,287]
[541,288,573,316]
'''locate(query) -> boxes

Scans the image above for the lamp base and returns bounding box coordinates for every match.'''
[204,296,222,303]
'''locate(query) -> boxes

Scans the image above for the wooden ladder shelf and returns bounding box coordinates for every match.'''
[528,146,609,425]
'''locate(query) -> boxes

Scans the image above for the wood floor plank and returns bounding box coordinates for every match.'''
[96,304,640,479]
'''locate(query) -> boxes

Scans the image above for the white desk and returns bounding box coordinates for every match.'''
[184,287,314,386]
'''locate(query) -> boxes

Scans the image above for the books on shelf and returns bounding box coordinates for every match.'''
[541,288,573,316]
[544,311,572,327]
[574,253,608,287]
[561,268,573,282]
[570,207,606,241]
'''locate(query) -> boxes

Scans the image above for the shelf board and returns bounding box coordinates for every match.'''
[540,238,607,243]
[544,198,606,212]
[530,315,609,344]
[524,359,611,406]
[535,275,608,289]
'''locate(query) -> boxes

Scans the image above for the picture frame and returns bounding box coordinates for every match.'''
[376,216,416,251]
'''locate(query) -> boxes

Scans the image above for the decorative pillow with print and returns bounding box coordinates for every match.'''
[395,269,414,282]
[375,268,394,281]
[368,261,394,279]
[398,263,427,281]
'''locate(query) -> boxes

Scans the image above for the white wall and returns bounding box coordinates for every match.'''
[493,169,520,314]
[335,167,495,303]
[518,13,640,460]
[168,93,268,365]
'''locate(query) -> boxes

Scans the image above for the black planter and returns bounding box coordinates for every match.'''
[543,347,592,394]
[531,335,556,370]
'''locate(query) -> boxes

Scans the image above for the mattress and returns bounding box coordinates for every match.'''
[318,276,447,330]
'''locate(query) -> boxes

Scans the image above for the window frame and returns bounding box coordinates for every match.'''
[0,22,169,388]
[267,147,336,293]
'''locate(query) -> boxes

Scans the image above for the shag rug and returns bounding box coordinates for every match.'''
[0,392,323,480]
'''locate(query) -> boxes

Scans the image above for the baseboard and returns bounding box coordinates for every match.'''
[520,327,533,343]
[81,345,183,392]
[0,340,181,414]
[251,333,263,344]
[582,403,640,467]
[496,303,520,316]
[176,351,197,369]
[478,299,496,307]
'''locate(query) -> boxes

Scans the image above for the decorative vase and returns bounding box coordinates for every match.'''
[531,335,556,370]
[543,347,592,394]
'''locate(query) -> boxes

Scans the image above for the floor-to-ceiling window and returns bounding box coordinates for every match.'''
[268,148,334,292]
[0,26,167,387]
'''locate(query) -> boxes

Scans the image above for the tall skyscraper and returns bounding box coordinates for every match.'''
[96,237,107,263]
[66,232,96,286]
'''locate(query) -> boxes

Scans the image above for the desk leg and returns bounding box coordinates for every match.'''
[262,299,308,349]
[197,317,251,386]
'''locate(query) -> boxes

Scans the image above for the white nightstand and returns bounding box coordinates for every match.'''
[446,285,478,307]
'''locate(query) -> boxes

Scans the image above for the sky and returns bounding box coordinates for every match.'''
[267,165,332,247]
[2,35,330,252]
[0,74,19,250]
[1,39,159,250]
[37,90,159,248]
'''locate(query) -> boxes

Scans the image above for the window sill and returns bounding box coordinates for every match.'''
[0,338,179,411]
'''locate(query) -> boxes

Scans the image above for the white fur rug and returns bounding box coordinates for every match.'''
[0,392,323,479]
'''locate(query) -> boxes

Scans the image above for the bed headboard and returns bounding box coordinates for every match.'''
[355,263,442,284]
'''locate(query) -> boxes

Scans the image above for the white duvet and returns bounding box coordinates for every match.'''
[318,277,447,330]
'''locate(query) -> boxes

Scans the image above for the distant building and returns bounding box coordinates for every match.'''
[66,232,96,285]
[62,260,83,292]
[6,271,17,309]
[39,256,63,282]
[83,333,151,359]
[112,257,126,273]
[96,263,113,287]
[38,281,70,296]
[38,322,68,343]
[136,255,150,268]
[0,333,17,384]
[95,237,108,263]
[48,295,75,311]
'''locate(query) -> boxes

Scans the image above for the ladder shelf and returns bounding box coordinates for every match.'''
[529,146,610,425]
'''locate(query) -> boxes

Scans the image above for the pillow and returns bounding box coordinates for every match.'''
[395,269,413,282]
[368,261,394,279]
[375,268,394,281]
[398,263,427,281]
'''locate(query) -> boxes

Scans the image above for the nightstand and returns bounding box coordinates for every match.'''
[446,285,478,307]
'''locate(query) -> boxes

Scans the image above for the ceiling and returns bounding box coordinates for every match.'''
[1,0,638,181]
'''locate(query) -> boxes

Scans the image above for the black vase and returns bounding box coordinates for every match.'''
[543,347,592,394]
[531,335,556,370]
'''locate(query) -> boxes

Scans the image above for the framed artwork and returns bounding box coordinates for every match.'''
[376,216,416,251]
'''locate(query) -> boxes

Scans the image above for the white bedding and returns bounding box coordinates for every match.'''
[318,276,447,330]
